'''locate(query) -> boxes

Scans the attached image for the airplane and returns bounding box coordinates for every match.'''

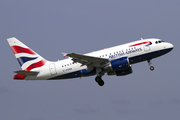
[7,37,173,86]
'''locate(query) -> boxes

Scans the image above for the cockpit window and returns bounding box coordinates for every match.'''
[156,40,164,44]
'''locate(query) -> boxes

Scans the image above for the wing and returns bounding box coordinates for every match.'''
[62,52,109,71]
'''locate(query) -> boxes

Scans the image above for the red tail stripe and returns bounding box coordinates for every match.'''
[129,41,150,47]
[24,59,47,71]
[11,46,36,55]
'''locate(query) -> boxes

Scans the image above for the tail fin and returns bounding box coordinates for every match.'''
[7,37,47,71]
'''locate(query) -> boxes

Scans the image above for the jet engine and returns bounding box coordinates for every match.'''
[104,57,133,76]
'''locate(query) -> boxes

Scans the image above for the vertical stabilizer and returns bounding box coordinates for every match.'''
[7,37,47,71]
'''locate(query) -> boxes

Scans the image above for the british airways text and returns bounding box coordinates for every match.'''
[109,47,142,58]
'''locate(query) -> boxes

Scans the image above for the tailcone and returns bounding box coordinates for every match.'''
[14,74,25,80]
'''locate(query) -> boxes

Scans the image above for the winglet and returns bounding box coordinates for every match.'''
[61,52,67,58]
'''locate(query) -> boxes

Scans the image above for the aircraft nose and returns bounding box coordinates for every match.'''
[169,43,174,50]
[166,42,173,52]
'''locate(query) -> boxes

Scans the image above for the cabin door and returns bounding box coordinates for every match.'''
[143,39,150,51]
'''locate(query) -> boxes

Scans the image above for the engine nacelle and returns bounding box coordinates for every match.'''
[115,66,132,76]
[105,57,133,76]
[104,57,130,71]
[107,66,133,76]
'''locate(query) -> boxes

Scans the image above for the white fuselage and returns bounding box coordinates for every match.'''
[26,38,173,80]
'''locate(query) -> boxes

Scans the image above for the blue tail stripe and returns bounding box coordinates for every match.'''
[17,57,38,66]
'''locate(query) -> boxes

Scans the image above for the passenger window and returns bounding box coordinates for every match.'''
[159,41,162,43]
[156,41,158,44]
[62,65,64,67]
[102,55,104,57]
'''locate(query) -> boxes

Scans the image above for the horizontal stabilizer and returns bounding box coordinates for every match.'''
[14,70,39,75]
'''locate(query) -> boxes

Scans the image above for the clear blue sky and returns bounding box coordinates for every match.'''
[0,1,179,120]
